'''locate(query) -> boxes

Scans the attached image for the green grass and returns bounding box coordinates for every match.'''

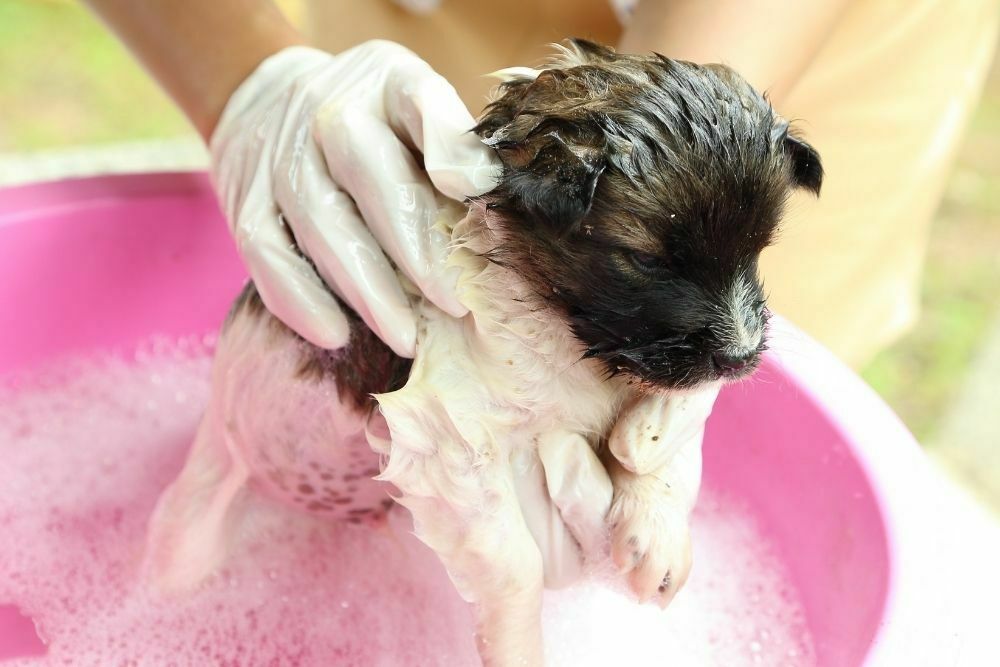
[0,0,191,151]
[863,262,997,440]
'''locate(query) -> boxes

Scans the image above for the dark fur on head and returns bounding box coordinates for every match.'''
[473,39,823,390]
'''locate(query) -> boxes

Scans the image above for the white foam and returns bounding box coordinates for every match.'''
[0,338,815,666]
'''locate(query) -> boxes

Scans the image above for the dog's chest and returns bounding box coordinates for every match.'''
[376,291,624,467]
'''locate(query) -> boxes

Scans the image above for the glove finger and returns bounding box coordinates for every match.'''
[235,202,351,350]
[316,107,467,319]
[383,61,500,200]
[509,449,584,589]
[537,432,613,558]
[273,138,418,358]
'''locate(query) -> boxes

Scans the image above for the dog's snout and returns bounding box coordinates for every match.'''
[711,350,754,375]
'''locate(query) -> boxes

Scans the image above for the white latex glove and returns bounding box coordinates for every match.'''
[210,42,499,357]
[366,403,613,590]
[509,382,720,592]
[511,432,614,589]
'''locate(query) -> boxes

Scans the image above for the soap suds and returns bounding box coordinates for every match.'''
[0,338,814,666]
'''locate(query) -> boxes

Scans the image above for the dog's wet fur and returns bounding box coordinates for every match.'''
[152,42,824,663]
[228,283,411,411]
[474,40,821,390]
[257,38,822,402]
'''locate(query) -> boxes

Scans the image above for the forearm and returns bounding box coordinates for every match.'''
[83,0,303,140]
[619,0,851,106]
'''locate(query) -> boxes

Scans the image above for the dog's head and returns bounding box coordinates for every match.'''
[473,39,822,391]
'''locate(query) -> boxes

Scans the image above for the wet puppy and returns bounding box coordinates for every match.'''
[144,40,821,666]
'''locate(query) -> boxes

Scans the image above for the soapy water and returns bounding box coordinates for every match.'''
[0,337,815,666]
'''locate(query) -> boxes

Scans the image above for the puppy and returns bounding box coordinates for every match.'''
[144,40,821,666]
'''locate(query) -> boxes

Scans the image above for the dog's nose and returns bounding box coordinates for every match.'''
[712,351,753,375]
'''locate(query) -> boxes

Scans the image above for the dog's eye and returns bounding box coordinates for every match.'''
[627,250,666,273]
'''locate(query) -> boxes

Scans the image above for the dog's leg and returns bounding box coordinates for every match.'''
[604,389,716,607]
[605,454,696,607]
[144,282,408,591]
[472,537,544,667]
[378,422,545,665]
[143,401,248,593]
[408,487,544,666]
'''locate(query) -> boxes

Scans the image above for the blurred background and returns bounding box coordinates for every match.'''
[2,0,998,511]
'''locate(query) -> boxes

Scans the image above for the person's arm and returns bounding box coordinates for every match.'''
[83,0,302,140]
[619,0,852,105]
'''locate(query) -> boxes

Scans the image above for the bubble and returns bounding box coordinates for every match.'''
[0,338,816,666]
[540,491,816,666]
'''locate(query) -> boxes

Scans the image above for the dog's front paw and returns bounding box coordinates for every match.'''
[608,476,692,608]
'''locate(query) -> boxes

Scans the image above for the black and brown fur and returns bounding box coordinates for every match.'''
[472,39,821,389]
[242,39,822,406]
[226,283,411,411]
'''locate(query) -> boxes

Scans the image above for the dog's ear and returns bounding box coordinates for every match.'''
[783,133,823,195]
[475,70,607,233]
[493,132,606,233]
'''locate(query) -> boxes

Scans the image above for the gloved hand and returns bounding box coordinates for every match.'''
[510,381,720,592]
[511,431,614,588]
[210,41,499,357]
[367,400,613,590]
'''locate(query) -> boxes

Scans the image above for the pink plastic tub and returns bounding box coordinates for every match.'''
[1,173,997,665]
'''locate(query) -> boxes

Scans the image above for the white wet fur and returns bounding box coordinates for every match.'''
[722,275,765,357]
[145,200,717,667]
